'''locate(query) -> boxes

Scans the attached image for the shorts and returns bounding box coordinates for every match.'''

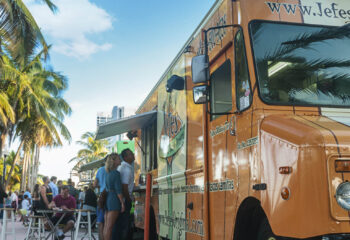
[51,215,75,225]
[96,208,105,223]
[20,209,28,216]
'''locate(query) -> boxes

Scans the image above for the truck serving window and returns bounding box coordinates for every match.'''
[235,29,252,111]
[210,60,233,120]
[141,120,157,171]
[250,21,350,106]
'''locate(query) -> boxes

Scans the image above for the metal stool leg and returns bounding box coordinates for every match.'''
[25,217,33,239]
[11,210,16,240]
[74,211,81,240]
[87,211,91,240]
[1,209,7,240]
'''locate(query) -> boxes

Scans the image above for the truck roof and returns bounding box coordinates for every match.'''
[136,0,223,113]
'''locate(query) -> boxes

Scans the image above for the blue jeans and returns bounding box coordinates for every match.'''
[112,200,132,240]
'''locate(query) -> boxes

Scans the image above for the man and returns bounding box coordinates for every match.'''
[67,179,79,201]
[49,185,76,240]
[94,157,107,240]
[113,148,135,240]
[57,180,63,194]
[49,176,59,197]
[78,186,88,209]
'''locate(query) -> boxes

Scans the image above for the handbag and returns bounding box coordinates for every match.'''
[97,189,108,209]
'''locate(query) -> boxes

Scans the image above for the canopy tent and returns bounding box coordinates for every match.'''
[79,111,157,173]
[95,110,157,140]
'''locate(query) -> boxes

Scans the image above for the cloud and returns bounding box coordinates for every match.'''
[25,0,114,59]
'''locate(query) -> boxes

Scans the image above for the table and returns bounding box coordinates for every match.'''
[37,209,75,240]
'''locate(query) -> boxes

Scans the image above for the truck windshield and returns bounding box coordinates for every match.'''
[250,21,350,106]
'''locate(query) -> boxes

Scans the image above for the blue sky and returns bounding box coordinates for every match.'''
[23,0,215,180]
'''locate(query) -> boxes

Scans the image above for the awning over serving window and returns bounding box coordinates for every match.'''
[79,158,105,172]
[95,110,157,140]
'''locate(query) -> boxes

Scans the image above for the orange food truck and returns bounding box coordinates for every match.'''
[96,0,350,239]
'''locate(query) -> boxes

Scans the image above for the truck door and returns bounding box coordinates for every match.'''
[207,44,238,239]
[207,28,252,239]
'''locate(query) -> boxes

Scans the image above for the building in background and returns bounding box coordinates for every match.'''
[97,106,125,152]
[97,112,111,126]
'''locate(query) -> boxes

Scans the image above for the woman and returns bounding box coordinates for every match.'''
[32,184,40,214]
[39,176,53,211]
[103,153,124,240]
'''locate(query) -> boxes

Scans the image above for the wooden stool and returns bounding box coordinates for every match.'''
[0,208,16,240]
[25,215,46,240]
[74,209,93,240]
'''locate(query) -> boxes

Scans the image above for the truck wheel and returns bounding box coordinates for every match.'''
[149,209,158,240]
[257,217,277,240]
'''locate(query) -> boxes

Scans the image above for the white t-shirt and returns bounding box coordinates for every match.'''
[10,193,17,202]
[117,161,134,198]
[21,199,30,211]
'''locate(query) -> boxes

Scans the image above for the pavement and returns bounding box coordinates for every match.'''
[0,218,99,240]
[0,217,144,240]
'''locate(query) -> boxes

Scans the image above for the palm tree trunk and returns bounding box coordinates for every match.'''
[20,152,28,191]
[5,139,24,188]
[26,150,33,190]
[30,146,40,189]
[0,131,7,183]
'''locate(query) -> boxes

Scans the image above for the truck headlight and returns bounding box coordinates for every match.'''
[336,182,350,210]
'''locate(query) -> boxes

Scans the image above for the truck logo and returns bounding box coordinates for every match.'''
[159,111,185,164]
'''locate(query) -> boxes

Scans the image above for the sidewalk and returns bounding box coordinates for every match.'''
[1,219,144,240]
[1,219,98,240]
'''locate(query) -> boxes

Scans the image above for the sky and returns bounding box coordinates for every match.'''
[22,0,215,180]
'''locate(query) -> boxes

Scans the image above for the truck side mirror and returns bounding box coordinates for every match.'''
[193,85,208,104]
[191,55,209,84]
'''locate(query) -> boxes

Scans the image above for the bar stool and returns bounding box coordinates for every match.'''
[74,209,92,240]
[0,208,16,240]
[25,215,46,240]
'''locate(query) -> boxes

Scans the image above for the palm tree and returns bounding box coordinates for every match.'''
[0,151,21,188]
[69,131,109,171]
[3,49,71,188]
[0,0,57,65]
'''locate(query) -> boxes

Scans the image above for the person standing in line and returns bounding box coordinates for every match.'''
[94,156,107,240]
[49,176,59,197]
[103,153,124,240]
[113,148,135,240]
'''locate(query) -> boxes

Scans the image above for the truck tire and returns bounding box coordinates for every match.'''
[149,208,158,240]
[257,217,277,240]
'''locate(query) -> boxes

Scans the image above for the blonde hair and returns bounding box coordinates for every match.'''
[105,153,120,173]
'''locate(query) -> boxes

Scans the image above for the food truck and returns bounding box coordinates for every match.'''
[96,0,350,239]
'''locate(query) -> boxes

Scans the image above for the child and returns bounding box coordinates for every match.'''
[20,195,30,225]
